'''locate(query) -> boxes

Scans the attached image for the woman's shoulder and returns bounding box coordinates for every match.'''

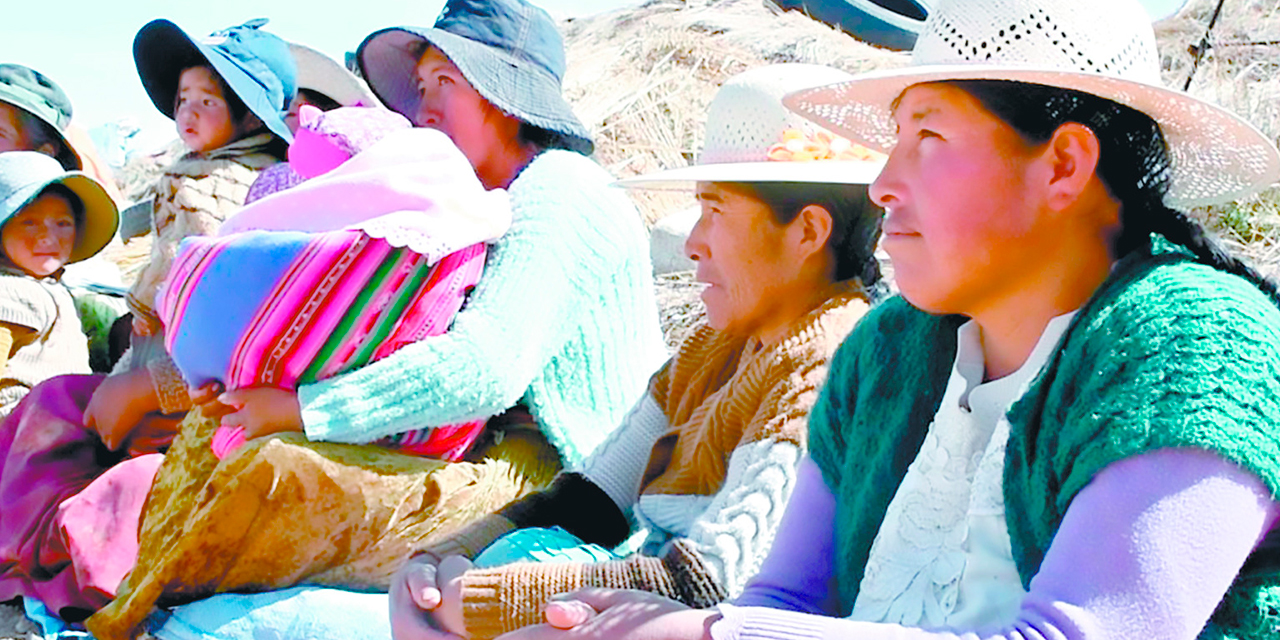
[828,295,961,375]
[511,150,629,205]
[1083,253,1280,351]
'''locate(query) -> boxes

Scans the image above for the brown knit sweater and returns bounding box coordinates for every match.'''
[420,281,869,639]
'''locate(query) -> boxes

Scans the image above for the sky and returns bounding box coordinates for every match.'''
[7,0,641,152]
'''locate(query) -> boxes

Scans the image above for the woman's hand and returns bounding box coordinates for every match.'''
[84,368,161,450]
[218,387,304,440]
[496,589,715,640]
[390,554,471,640]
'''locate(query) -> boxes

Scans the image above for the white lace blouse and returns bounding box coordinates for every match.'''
[849,311,1077,631]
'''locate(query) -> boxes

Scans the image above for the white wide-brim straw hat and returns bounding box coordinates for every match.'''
[289,42,376,107]
[618,63,886,190]
[783,0,1280,208]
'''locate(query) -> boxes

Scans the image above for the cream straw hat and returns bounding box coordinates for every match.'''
[784,0,1280,208]
[617,63,885,190]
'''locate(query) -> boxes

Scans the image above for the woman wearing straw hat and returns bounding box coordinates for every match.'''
[85,1,664,637]
[484,0,1280,639]
[386,62,884,640]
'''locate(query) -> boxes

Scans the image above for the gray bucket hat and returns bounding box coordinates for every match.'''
[0,152,119,264]
[0,64,81,170]
[356,0,593,154]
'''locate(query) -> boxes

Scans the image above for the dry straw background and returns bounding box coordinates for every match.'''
[2,0,1277,635]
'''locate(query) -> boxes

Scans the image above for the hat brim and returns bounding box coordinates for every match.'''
[0,173,118,264]
[289,42,376,107]
[616,159,885,190]
[357,27,592,151]
[134,19,293,142]
[784,64,1280,208]
[0,94,81,171]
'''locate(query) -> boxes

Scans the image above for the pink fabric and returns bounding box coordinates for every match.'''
[720,451,1280,640]
[0,375,164,614]
[288,125,355,179]
[219,128,511,265]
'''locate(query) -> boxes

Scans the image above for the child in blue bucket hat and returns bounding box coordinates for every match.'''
[111,18,296,421]
[0,151,117,416]
[0,21,294,623]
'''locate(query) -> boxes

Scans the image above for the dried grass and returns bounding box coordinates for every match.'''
[560,0,907,225]
[1156,0,1280,276]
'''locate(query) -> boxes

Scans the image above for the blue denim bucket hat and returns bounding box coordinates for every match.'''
[0,152,119,264]
[356,0,593,154]
[0,64,81,170]
[134,18,298,142]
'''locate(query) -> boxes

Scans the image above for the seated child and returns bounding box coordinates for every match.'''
[159,105,512,460]
[0,151,118,416]
[0,19,296,619]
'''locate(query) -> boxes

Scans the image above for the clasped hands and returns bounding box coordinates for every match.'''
[389,554,715,640]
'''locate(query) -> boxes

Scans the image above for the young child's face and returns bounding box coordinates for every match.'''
[175,66,238,153]
[2,193,77,278]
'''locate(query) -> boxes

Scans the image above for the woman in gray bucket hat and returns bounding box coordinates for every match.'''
[84,1,665,637]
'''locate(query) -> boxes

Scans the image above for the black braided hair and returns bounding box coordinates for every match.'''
[948,79,1280,304]
[728,181,883,288]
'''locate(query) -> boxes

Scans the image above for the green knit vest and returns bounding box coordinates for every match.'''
[810,248,1280,639]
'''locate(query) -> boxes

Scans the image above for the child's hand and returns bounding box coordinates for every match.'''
[131,313,161,337]
[188,381,236,419]
[84,369,162,450]
[390,554,470,640]
[218,387,305,440]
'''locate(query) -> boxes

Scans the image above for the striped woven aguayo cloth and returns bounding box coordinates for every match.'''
[158,228,488,460]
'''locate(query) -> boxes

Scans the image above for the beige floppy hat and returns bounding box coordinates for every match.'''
[290,42,376,107]
[617,63,886,190]
[784,0,1280,208]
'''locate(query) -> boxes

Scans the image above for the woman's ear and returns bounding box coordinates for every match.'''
[1043,122,1103,212]
[794,203,834,261]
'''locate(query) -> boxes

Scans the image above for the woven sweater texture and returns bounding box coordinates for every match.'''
[0,269,90,416]
[125,133,281,413]
[809,246,1280,640]
[451,283,869,639]
[299,150,667,467]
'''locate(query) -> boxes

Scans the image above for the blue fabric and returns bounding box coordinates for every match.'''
[20,597,91,640]
[141,529,619,640]
[153,586,390,640]
[165,230,307,387]
[474,526,620,568]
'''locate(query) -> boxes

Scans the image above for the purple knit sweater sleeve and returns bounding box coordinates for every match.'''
[713,448,1279,640]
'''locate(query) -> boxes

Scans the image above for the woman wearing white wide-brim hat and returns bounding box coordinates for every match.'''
[491,1,1280,639]
[385,62,887,640]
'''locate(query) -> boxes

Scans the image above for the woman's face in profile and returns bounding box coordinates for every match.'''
[413,46,507,173]
[687,182,805,338]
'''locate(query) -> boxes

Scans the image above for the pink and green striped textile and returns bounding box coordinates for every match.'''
[158,229,488,460]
